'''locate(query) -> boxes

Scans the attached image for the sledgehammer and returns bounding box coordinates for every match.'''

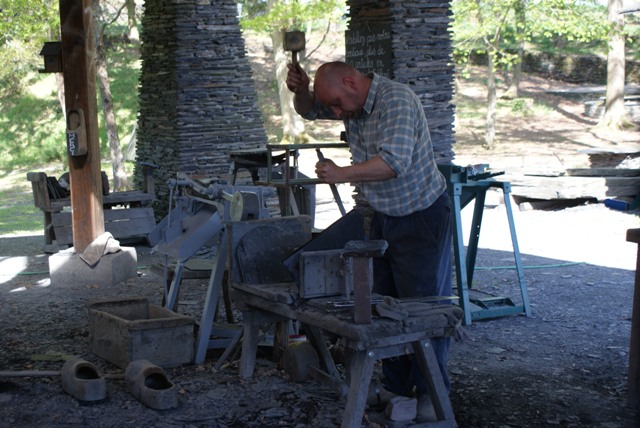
[284,30,305,66]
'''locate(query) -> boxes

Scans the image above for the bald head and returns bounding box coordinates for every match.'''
[313,62,371,119]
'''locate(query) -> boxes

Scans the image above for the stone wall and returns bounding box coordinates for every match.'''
[346,0,456,163]
[522,52,640,85]
[135,0,268,215]
[470,51,640,85]
[135,0,458,217]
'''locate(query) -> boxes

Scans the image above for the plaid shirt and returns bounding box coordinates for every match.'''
[304,73,447,216]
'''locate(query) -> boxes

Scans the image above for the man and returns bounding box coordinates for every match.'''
[286,61,453,418]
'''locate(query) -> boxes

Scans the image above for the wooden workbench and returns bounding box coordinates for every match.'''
[231,282,462,427]
[627,228,640,409]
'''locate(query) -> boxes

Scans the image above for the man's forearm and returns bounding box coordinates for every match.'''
[341,156,397,183]
[293,91,314,116]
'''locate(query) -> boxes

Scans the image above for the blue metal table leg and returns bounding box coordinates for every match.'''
[466,189,487,288]
[451,184,472,325]
[502,183,531,317]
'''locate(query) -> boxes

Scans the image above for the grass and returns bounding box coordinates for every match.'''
[0,169,42,235]
[0,84,67,175]
[0,46,141,176]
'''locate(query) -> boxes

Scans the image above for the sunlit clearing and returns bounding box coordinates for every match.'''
[0,256,29,285]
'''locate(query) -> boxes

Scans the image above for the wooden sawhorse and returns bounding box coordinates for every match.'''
[232,284,462,428]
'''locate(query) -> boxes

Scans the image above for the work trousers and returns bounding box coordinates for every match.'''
[370,191,453,395]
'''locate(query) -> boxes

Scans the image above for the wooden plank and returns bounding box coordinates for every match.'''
[231,282,295,304]
[26,172,52,211]
[566,168,640,177]
[52,208,155,246]
[104,191,154,206]
[502,175,640,200]
[579,146,640,155]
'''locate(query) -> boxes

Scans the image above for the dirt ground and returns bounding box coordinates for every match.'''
[2,159,640,428]
[2,36,640,428]
[1,193,639,428]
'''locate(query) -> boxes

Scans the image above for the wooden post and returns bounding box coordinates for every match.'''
[627,228,640,409]
[59,0,104,253]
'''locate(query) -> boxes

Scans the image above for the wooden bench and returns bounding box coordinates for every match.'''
[226,216,461,427]
[27,165,156,247]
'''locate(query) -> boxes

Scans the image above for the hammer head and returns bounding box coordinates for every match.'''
[284,31,306,65]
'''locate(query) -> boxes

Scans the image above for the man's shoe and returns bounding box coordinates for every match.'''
[366,380,398,409]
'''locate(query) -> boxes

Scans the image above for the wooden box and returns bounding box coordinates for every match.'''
[299,249,345,298]
[87,297,194,369]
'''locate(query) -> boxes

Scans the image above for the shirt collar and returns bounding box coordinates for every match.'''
[362,72,379,115]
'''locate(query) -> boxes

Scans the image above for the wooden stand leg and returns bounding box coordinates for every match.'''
[239,312,260,379]
[305,325,341,378]
[342,350,375,428]
[412,340,456,425]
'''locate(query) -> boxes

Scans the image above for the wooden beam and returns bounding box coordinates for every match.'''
[59,0,104,252]
[627,228,640,410]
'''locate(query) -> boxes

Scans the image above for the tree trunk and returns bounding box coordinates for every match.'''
[504,0,525,99]
[266,0,306,144]
[55,73,66,116]
[126,0,139,43]
[485,50,497,149]
[50,27,66,117]
[272,29,307,144]
[93,0,128,191]
[599,0,633,130]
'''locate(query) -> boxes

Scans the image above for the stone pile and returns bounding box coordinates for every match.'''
[135,0,268,215]
[346,0,456,163]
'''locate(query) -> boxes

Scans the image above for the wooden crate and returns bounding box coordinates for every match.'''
[87,297,194,369]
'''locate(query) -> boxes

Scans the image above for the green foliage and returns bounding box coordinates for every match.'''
[510,98,528,113]
[0,42,141,174]
[239,0,345,33]
[451,0,612,72]
[0,0,60,97]
[0,84,66,173]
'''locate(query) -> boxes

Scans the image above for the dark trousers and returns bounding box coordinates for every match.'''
[370,191,453,395]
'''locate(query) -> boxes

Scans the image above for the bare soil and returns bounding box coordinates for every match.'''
[2,34,640,428]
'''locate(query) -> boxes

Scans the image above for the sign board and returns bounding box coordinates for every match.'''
[345,23,393,77]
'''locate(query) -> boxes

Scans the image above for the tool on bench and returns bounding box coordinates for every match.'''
[316,148,347,216]
[283,30,305,67]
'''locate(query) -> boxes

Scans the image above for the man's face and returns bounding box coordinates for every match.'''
[315,79,363,120]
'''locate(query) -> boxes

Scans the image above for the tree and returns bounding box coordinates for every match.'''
[93,0,128,190]
[452,0,611,149]
[239,0,345,144]
[454,0,517,149]
[0,0,60,97]
[598,0,635,130]
[502,0,525,99]
[125,0,139,43]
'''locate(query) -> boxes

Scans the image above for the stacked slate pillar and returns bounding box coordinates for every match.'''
[135,0,268,216]
[346,0,456,162]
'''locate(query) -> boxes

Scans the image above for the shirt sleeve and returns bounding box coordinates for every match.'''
[374,88,417,177]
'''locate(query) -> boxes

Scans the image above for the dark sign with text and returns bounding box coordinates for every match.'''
[345,23,392,77]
